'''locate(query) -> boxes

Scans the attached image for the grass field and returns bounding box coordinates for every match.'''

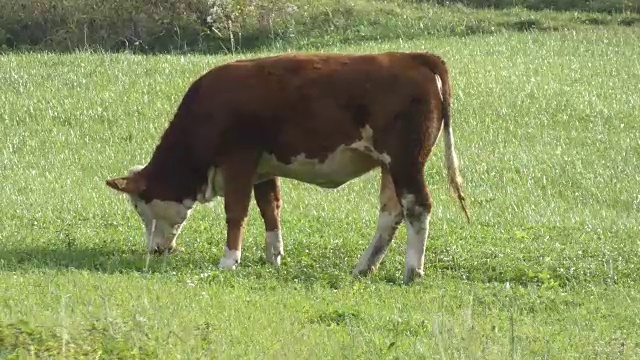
[1,27,640,358]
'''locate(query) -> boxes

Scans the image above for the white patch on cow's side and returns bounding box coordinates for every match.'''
[129,197,193,253]
[218,246,241,269]
[197,167,217,203]
[400,194,430,284]
[256,125,388,188]
[265,230,284,265]
[353,211,400,275]
[352,125,392,165]
[435,74,443,101]
[196,167,227,203]
[196,167,277,202]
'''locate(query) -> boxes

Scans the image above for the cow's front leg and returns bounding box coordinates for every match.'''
[254,177,284,265]
[218,152,260,270]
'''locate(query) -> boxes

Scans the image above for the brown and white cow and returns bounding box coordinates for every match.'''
[105,51,469,284]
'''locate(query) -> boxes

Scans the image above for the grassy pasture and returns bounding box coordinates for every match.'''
[1,27,640,358]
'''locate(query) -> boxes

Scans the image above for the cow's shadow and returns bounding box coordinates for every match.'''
[0,246,168,274]
[0,245,413,286]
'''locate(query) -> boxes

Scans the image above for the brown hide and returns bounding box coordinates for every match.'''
[136,51,449,202]
[106,51,469,284]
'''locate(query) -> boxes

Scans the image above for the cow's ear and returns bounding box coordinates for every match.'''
[105,174,146,195]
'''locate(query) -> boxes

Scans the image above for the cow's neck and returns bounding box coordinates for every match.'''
[144,124,206,202]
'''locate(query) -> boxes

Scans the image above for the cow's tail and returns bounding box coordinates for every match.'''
[414,52,470,222]
[441,82,470,223]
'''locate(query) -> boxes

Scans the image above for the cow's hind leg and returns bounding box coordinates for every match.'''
[353,168,403,277]
[253,177,284,265]
[385,100,436,284]
[390,162,432,285]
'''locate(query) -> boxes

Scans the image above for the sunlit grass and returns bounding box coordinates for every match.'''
[1,28,639,358]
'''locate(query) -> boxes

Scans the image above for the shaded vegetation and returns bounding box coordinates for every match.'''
[421,0,640,13]
[1,0,639,54]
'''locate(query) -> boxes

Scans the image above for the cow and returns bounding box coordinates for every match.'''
[105,51,469,284]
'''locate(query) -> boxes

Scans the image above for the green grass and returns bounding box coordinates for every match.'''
[1,27,640,358]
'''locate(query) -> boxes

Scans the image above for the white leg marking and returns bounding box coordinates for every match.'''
[218,246,241,269]
[353,170,401,277]
[401,194,430,284]
[404,213,429,281]
[265,230,284,266]
[353,211,400,275]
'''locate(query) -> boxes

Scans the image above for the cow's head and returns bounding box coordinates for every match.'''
[105,165,195,255]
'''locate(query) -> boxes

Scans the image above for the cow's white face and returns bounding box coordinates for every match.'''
[106,165,195,254]
[129,195,193,254]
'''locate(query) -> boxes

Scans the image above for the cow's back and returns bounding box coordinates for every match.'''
[186,52,444,168]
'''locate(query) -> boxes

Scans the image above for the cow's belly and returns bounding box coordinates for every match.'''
[200,126,390,199]
[257,145,381,188]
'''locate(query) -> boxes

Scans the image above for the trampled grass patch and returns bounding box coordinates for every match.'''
[1,28,639,358]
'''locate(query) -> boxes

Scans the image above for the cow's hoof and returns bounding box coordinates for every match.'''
[266,249,283,266]
[265,231,283,266]
[150,245,180,256]
[403,267,424,285]
[352,264,374,278]
[218,248,241,269]
[218,257,239,270]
